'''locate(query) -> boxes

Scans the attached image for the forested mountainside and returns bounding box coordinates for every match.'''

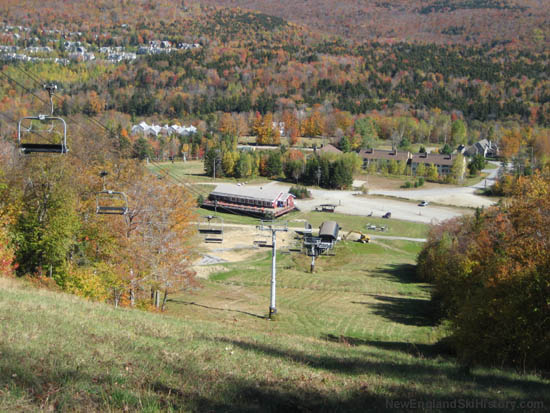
[1,0,549,130]
[198,0,549,49]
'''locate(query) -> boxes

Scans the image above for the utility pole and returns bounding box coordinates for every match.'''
[257,220,288,319]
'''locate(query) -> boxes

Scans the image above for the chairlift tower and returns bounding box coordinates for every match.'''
[257,220,288,319]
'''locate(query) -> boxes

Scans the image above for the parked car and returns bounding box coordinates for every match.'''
[418,201,429,207]
[382,212,391,219]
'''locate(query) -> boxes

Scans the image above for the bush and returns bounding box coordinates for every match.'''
[0,218,15,278]
[289,185,311,199]
[402,181,412,188]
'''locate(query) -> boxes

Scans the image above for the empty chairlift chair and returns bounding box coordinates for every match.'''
[18,84,68,154]
[96,190,129,215]
[96,172,129,216]
[198,215,224,243]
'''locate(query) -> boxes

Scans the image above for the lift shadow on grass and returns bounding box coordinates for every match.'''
[152,375,550,413]
[352,294,437,327]
[207,337,550,398]
[150,373,388,412]
[321,333,453,360]
[167,299,267,319]
[371,263,421,284]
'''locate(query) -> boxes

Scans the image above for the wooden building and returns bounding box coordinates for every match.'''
[203,184,296,217]
[358,148,411,168]
[410,153,462,177]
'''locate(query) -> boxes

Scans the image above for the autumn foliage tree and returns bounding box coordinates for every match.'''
[301,111,325,137]
[417,169,550,370]
[253,112,280,145]
[500,128,522,159]
[124,173,197,310]
[0,128,198,310]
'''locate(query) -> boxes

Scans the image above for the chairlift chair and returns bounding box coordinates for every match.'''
[198,215,224,243]
[17,84,68,154]
[96,190,129,215]
[18,114,68,154]
[96,171,129,216]
[253,224,270,246]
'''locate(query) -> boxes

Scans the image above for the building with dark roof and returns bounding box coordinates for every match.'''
[356,148,464,178]
[317,143,342,155]
[464,139,499,158]
[410,153,463,177]
[358,148,411,168]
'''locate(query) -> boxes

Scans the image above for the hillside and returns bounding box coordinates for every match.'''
[1,238,550,411]
[198,0,550,49]
[1,0,550,144]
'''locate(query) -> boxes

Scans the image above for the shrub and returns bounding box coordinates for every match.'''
[289,185,311,199]
[402,181,412,188]
[0,219,15,278]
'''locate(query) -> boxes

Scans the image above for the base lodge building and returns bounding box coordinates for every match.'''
[203,184,296,218]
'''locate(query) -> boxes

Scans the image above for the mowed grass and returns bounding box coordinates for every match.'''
[148,160,270,185]
[194,208,430,239]
[287,211,430,239]
[1,235,549,411]
[181,241,435,343]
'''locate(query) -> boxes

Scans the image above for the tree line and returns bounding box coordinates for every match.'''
[417,169,550,371]
[0,133,198,311]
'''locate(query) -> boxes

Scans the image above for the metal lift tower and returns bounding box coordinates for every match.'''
[257,220,288,319]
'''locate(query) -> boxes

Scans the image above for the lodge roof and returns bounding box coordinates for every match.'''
[411,153,455,166]
[358,148,410,162]
[210,184,293,203]
[318,144,342,154]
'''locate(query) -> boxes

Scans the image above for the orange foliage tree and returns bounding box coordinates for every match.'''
[253,112,280,145]
[499,129,522,158]
[417,170,550,370]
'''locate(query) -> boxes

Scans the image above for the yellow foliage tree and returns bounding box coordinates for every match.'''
[500,129,522,159]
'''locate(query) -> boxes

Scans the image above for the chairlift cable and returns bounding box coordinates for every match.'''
[7,64,271,220]
[0,73,61,146]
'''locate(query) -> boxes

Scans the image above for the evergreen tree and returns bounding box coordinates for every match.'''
[339,136,351,152]
[132,137,153,160]
[266,152,283,177]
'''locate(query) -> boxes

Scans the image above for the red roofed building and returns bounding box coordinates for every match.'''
[202,184,295,217]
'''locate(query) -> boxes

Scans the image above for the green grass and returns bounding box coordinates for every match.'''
[461,171,490,187]
[287,210,430,238]
[238,136,326,148]
[195,207,264,225]
[1,235,549,411]
[148,160,270,185]
[193,208,430,238]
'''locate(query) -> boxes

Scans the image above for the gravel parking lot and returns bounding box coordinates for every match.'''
[367,162,500,209]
